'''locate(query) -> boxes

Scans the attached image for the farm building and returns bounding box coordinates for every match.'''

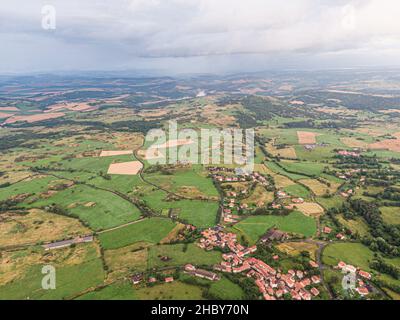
[260,228,289,243]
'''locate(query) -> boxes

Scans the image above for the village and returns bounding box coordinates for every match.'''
[197,227,323,300]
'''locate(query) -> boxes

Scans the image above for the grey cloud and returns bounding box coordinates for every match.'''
[0,0,400,73]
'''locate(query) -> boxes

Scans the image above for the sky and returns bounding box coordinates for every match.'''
[1,0,400,74]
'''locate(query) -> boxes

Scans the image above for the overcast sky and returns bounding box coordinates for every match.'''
[1,0,400,74]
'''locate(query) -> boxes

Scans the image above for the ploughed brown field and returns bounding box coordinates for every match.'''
[0,112,14,119]
[107,161,143,175]
[45,102,97,113]
[297,131,318,144]
[3,112,65,124]
[369,135,400,152]
[0,107,19,111]
[99,150,133,157]
[151,139,194,149]
[287,202,324,217]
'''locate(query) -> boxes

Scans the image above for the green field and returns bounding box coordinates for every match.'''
[275,129,299,145]
[179,272,245,299]
[380,207,400,225]
[208,277,245,300]
[147,243,221,269]
[284,183,310,198]
[28,184,142,231]
[234,211,317,244]
[90,174,144,194]
[322,242,400,290]
[295,145,336,161]
[316,196,345,210]
[142,189,219,228]
[145,165,218,197]
[136,281,204,300]
[265,161,309,180]
[337,215,370,237]
[0,250,104,300]
[77,281,137,300]
[55,154,135,173]
[279,160,326,177]
[0,176,57,202]
[98,217,176,250]
[322,242,374,271]
[316,132,346,147]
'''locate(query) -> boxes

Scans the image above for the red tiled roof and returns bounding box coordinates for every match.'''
[358,270,372,280]
[310,287,320,296]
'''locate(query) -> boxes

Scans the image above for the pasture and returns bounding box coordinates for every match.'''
[380,207,400,225]
[144,165,218,198]
[28,184,142,231]
[233,212,317,244]
[98,218,176,250]
[208,277,245,300]
[147,243,221,269]
[276,241,318,260]
[322,242,374,271]
[136,281,204,300]
[0,243,104,300]
[77,281,137,300]
[142,189,219,228]
[283,184,310,199]
[0,209,90,247]
[104,243,149,280]
[299,179,339,196]
[279,160,326,177]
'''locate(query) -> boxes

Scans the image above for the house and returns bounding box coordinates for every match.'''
[338,150,360,158]
[311,276,321,284]
[336,233,346,240]
[131,274,143,285]
[271,203,282,209]
[292,198,304,204]
[184,264,196,272]
[255,279,267,293]
[275,290,284,298]
[304,144,316,151]
[263,294,276,300]
[214,264,232,273]
[300,278,311,287]
[323,227,332,234]
[358,270,372,280]
[165,277,174,283]
[260,228,289,243]
[190,269,220,281]
[290,290,301,300]
[356,287,369,296]
[309,260,319,268]
[276,190,288,198]
[148,277,157,283]
[299,290,312,301]
[343,264,357,274]
[310,287,320,296]
[222,253,235,261]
